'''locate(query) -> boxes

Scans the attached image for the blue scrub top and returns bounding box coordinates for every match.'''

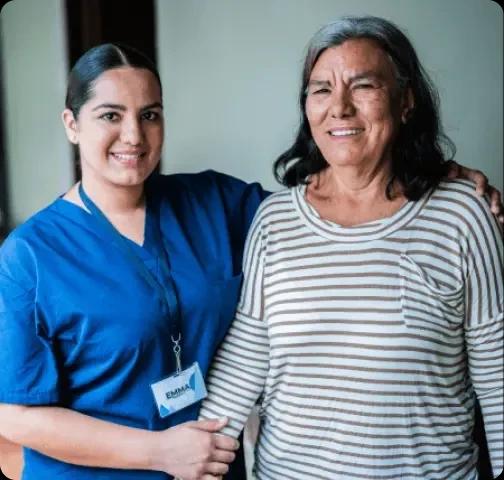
[0,171,267,479]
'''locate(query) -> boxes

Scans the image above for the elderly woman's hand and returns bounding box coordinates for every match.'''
[447,160,504,224]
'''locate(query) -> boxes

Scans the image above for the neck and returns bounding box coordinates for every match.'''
[316,161,398,203]
[81,177,145,216]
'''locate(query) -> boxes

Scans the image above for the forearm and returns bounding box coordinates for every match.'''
[467,316,504,477]
[0,404,158,471]
[199,312,269,437]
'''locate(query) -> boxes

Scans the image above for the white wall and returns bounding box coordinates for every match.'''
[0,0,72,226]
[156,0,503,193]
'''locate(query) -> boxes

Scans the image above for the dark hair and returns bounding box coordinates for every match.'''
[65,43,161,118]
[273,15,455,200]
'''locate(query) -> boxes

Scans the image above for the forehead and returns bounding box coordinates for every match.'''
[310,38,396,80]
[87,67,161,106]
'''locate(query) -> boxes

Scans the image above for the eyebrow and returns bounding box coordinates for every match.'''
[348,71,382,82]
[307,80,331,88]
[307,71,382,87]
[92,102,163,112]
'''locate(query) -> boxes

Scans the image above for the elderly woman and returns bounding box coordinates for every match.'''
[199,15,503,480]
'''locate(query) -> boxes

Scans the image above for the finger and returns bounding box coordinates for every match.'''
[214,433,240,451]
[489,189,503,214]
[498,214,504,226]
[211,448,236,464]
[204,461,230,476]
[469,169,487,195]
[193,417,228,432]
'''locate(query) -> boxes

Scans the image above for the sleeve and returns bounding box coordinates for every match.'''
[198,209,270,437]
[463,196,503,478]
[207,170,271,256]
[0,236,60,405]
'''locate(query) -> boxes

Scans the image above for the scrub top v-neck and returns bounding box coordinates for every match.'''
[0,170,267,479]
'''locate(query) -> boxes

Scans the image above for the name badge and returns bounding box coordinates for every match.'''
[150,362,207,418]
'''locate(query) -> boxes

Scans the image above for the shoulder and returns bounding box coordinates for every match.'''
[247,188,294,228]
[150,170,269,223]
[427,179,502,243]
[150,170,264,197]
[429,179,496,222]
[0,203,59,286]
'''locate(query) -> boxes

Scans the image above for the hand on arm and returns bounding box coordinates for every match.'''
[0,404,238,479]
[446,160,504,223]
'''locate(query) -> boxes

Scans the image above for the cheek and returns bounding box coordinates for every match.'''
[147,125,164,150]
[305,102,326,131]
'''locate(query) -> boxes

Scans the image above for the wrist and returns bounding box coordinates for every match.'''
[140,430,161,471]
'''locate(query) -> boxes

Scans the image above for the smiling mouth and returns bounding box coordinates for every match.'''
[110,152,146,167]
[328,128,364,137]
[110,153,146,160]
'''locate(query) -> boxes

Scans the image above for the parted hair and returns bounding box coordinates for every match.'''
[65,43,161,118]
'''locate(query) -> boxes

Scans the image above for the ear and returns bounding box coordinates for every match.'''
[62,108,79,144]
[400,87,415,124]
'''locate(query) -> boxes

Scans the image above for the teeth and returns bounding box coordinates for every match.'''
[113,153,142,160]
[329,129,362,136]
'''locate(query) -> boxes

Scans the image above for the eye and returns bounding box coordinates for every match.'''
[354,83,374,89]
[141,111,160,121]
[99,112,120,122]
[306,87,331,96]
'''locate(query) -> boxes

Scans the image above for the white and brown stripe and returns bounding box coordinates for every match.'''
[200,179,503,480]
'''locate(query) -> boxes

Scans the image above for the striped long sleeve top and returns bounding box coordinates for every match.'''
[199,179,503,480]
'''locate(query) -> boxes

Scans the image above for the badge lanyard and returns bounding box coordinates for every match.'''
[78,183,183,372]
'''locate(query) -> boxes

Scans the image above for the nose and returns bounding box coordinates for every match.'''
[329,88,355,118]
[120,117,144,145]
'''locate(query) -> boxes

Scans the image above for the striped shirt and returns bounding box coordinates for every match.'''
[199,179,503,480]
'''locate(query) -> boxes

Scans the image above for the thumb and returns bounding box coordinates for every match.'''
[192,417,228,432]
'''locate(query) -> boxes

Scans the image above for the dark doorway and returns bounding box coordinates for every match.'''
[64,0,158,181]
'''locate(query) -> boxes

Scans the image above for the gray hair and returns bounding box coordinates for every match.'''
[303,15,415,92]
[274,15,455,199]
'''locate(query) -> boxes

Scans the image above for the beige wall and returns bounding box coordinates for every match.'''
[0,0,72,226]
[156,0,503,193]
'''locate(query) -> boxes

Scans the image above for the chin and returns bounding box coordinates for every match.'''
[109,172,148,187]
[324,156,367,168]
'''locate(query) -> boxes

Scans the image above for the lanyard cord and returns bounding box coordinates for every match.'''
[78,183,183,369]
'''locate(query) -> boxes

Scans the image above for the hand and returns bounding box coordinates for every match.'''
[446,160,504,224]
[151,417,239,480]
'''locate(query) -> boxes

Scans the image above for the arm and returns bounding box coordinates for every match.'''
[463,195,504,478]
[0,403,238,479]
[199,210,270,437]
[0,240,237,480]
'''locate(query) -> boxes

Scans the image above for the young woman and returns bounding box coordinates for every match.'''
[0,41,501,480]
[0,44,266,480]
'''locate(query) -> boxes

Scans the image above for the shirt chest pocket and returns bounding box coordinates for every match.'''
[399,254,465,337]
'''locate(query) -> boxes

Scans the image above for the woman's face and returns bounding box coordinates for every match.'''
[63,67,163,188]
[305,38,412,172]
